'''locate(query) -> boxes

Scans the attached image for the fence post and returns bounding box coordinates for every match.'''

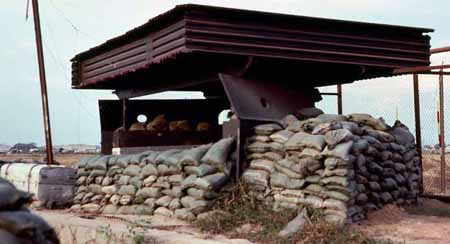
[413,74,423,193]
[439,71,446,193]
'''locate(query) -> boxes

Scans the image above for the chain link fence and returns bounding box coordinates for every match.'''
[316,74,450,196]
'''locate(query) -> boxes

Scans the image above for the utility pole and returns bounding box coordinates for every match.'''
[31,0,54,165]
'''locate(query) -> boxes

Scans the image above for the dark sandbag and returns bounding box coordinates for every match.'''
[0,211,59,244]
[0,179,33,210]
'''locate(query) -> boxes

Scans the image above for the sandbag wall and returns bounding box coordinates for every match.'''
[71,138,234,220]
[243,113,420,224]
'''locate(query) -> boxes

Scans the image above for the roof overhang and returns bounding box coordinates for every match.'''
[71,4,433,95]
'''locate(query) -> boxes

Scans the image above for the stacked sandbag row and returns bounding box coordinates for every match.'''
[0,177,59,243]
[71,138,234,221]
[243,113,420,225]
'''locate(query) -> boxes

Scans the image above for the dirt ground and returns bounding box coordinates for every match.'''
[0,153,91,167]
[32,198,450,244]
[357,198,450,244]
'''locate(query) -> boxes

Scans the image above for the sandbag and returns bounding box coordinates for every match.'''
[325,129,353,146]
[86,155,109,170]
[193,173,228,191]
[117,185,136,196]
[270,130,294,144]
[249,159,275,174]
[201,137,235,171]
[136,187,161,199]
[117,155,133,168]
[254,123,282,135]
[142,151,160,165]
[174,208,196,221]
[187,188,217,199]
[321,141,353,161]
[141,164,158,178]
[155,149,181,165]
[347,113,388,131]
[242,169,269,187]
[179,144,212,166]
[0,210,58,243]
[285,132,326,151]
[123,165,141,177]
[181,175,198,190]
[184,164,218,177]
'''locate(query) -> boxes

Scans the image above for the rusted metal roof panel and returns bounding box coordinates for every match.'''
[71,4,432,89]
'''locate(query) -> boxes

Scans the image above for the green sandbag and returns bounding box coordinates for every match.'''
[201,137,235,171]
[123,165,141,177]
[117,155,133,168]
[184,164,218,177]
[193,173,228,191]
[179,144,212,166]
[86,155,109,170]
[155,149,181,165]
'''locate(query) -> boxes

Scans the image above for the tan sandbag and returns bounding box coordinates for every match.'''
[247,135,272,143]
[143,175,158,187]
[285,132,326,151]
[187,188,217,199]
[274,163,303,179]
[174,208,196,221]
[249,159,276,174]
[323,198,347,211]
[156,196,173,207]
[347,113,388,131]
[117,185,136,196]
[304,184,327,198]
[129,122,146,131]
[280,114,299,129]
[321,141,353,161]
[322,176,349,187]
[146,114,168,132]
[311,122,342,135]
[325,129,353,146]
[169,120,191,132]
[196,122,212,132]
[270,130,294,144]
[254,123,282,135]
[263,151,284,161]
[136,187,161,199]
[247,142,271,153]
[242,169,269,187]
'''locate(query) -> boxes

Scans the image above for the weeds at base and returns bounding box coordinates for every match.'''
[195,183,395,244]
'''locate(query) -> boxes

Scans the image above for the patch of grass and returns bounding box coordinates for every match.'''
[195,183,394,244]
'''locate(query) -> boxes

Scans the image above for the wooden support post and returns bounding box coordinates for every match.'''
[413,74,423,193]
[439,71,446,193]
[337,84,343,115]
[122,99,129,131]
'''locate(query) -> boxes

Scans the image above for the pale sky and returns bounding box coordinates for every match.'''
[0,0,449,146]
